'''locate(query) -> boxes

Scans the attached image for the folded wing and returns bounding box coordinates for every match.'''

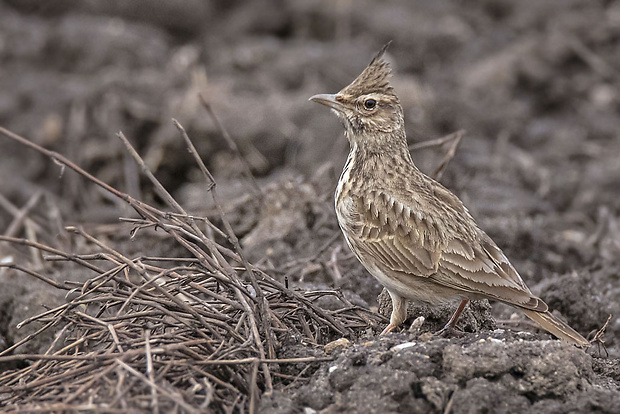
[350,190,548,312]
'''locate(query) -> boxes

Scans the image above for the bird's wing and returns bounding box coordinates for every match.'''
[436,235,547,311]
[348,190,547,311]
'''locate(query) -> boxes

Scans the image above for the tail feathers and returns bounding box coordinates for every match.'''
[523,310,590,347]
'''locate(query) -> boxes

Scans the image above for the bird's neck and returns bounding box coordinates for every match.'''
[347,128,414,167]
[341,129,420,192]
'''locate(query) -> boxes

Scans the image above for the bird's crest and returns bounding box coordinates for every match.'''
[341,41,394,97]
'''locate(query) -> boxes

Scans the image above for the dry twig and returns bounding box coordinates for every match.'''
[0,123,382,412]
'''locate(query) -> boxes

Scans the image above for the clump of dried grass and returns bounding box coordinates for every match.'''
[0,119,381,413]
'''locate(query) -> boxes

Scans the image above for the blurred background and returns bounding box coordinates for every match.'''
[0,0,619,353]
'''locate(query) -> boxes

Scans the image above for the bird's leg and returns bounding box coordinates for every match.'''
[380,291,407,335]
[435,299,468,338]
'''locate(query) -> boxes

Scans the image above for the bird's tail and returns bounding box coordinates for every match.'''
[522,310,590,347]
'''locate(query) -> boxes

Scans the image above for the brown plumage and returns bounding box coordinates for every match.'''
[309,44,589,347]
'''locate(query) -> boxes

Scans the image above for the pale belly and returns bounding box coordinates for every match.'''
[365,259,467,304]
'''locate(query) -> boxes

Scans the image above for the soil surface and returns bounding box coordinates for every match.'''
[1,0,619,412]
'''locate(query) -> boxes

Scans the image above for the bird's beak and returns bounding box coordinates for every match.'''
[309,94,345,112]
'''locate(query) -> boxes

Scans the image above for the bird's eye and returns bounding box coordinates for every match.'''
[364,99,377,110]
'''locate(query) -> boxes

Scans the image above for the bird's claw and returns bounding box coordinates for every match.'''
[434,325,466,338]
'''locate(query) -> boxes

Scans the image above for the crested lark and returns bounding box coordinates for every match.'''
[309,44,589,346]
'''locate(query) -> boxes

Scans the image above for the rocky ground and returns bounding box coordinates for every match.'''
[1,0,619,412]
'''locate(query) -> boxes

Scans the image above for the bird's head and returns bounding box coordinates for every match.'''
[310,43,404,144]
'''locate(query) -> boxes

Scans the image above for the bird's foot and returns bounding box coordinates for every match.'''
[434,324,466,338]
[433,300,469,338]
[380,323,398,335]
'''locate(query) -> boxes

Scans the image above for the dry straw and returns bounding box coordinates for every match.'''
[0,114,382,412]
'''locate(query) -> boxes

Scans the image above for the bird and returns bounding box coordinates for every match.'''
[309,43,590,347]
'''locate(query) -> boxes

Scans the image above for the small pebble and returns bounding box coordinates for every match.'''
[324,338,351,353]
[392,342,416,351]
[408,316,425,332]
[419,332,434,342]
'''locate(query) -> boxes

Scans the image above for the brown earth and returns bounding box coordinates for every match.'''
[0,0,619,412]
